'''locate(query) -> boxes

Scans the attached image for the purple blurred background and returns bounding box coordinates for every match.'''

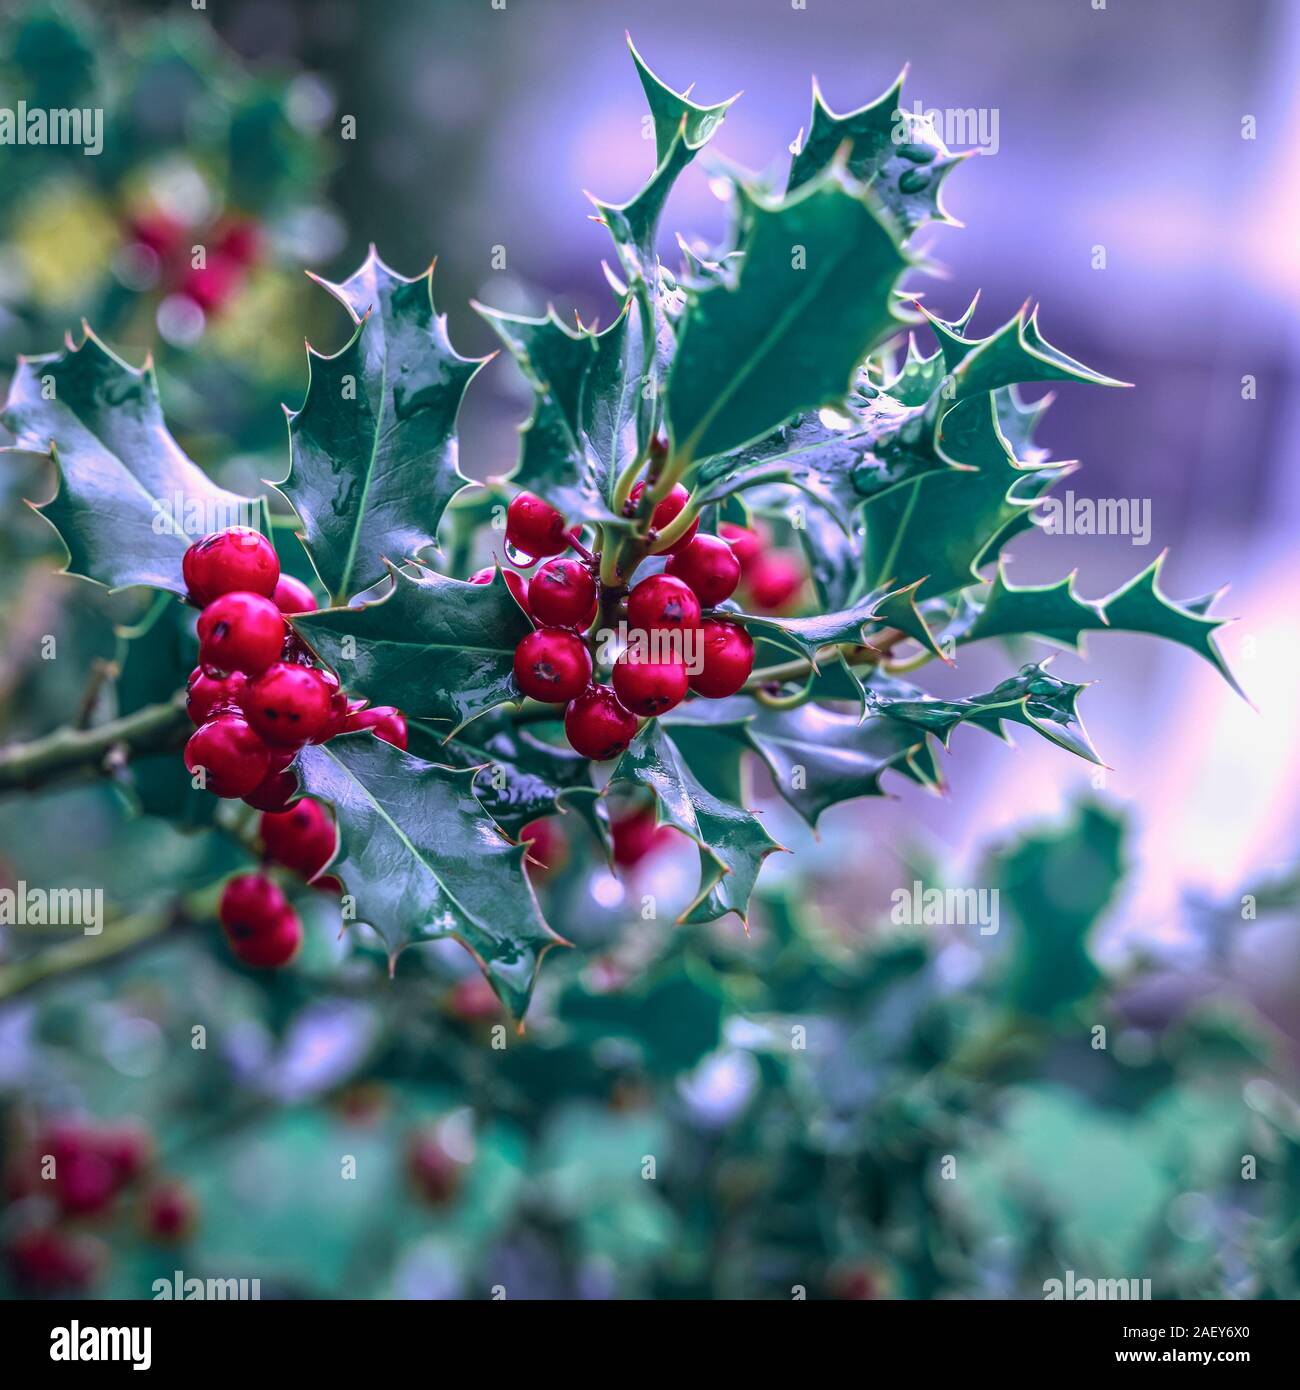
[207,0,1300,1033]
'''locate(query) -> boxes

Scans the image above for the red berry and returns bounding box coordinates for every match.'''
[310,674,350,744]
[243,662,335,747]
[6,1227,103,1293]
[182,527,279,606]
[96,1121,154,1184]
[407,1129,465,1206]
[219,872,289,932]
[260,799,336,880]
[520,816,568,877]
[626,573,702,635]
[611,806,670,868]
[185,715,272,797]
[746,551,805,612]
[227,906,303,968]
[690,619,755,698]
[181,252,243,313]
[612,654,689,716]
[197,591,286,676]
[272,573,317,615]
[141,1181,197,1243]
[719,521,766,574]
[242,751,299,812]
[55,1146,119,1216]
[215,216,262,268]
[513,628,592,703]
[128,210,185,260]
[506,491,570,559]
[470,565,530,613]
[447,974,501,1022]
[185,666,247,725]
[344,704,408,750]
[630,481,698,555]
[665,533,742,607]
[564,685,638,760]
[527,557,597,629]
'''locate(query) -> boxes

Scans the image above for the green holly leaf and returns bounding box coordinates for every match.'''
[725,579,938,662]
[667,165,910,465]
[3,329,256,594]
[989,802,1124,1019]
[959,556,1243,697]
[919,301,1130,403]
[860,393,1057,600]
[294,565,532,731]
[297,732,563,1019]
[422,712,601,839]
[590,38,736,281]
[278,248,487,604]
[670,697,938,828]
[610,719,783,926]
[786,69,969,239]
[476,303,638,526]
[867,663,1102,765]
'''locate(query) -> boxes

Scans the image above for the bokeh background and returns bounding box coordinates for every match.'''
[0,0,1296,1299]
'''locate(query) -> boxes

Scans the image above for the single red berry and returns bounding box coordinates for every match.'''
[219,873,289,932]
[182,527,279,606]
[506,491,570,559]
[527,557,598,629]
[243,662,335,747]
[96,1122,154,1184]
[272,573,317,615]
[344,704,408,750]
[197,591,286,676]
[6,1227,104,1293]
[314,875,344,896]
[242,751,299,813]
[630,481,698,555]
[141,1181,198,1243]
[407,1129,465,1206]
[519,816,568,877]
[227,906,303,968]
[564,685,639,760]
[185,715,272,797]
[612,654,689,717]
[261,799,336,880]
[185,666,247,725]
[470,565,530,613]
[690,619,755,698]
[54,1146,119,1217]
[513,628,592,703]
[180,252,243,313]
[746,550,805,612]
[665,533,742,607]
[719,521,767,574]
[310,673,350,744]
[611,806,671,869]
[626,573,702,635]
[215,216,262,268]
[127,210,186,260]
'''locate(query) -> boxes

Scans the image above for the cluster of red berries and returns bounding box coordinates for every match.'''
[214,796,340,969]
[500,490,756,762]
[4,1117,195,1292]
[181,526,407,811]
[719,519,806,613]
[126,209,262,316]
